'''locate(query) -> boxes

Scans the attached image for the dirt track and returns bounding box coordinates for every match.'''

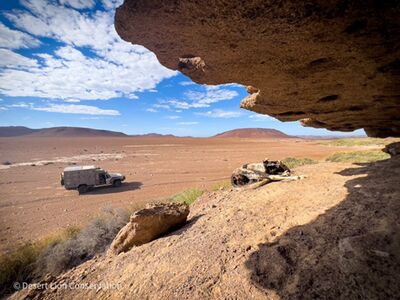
[0,137,366,254]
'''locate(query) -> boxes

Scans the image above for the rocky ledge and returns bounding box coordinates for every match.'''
[115,0,400,137]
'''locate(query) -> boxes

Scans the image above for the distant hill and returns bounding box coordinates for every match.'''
[130,133,177,138]
[0,126,38,137]
[0,126,127,137]
[214,128,292,138]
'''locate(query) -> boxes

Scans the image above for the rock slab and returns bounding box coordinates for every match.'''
[108,203,189,255]
[115,0,400,137]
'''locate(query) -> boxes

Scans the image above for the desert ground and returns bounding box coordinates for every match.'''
[12,150,400,300]
[0,137,386,254]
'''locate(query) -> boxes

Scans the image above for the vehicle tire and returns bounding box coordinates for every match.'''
[113,180,122,187]
[78,184,88,194]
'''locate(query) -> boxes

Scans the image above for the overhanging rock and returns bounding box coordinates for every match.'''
[115,0,400,137]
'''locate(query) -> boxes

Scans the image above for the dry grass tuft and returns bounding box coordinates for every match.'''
[282,157,318,169]
[326,149,390,163]
[173,189,204,205]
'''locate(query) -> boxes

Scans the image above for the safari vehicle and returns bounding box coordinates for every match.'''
[61,165,125,194]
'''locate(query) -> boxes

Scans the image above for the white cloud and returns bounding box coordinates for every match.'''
[178,121,198,125]
[0,0,176,100]
[184,85,238,106]
[179,81,195,86]
[249,114,273,121]
[146,108,158,113]
[0,106,9,111]
[64,98,80,103]
[166,115,180,119]
[59,0,95,9]
[153,103,170,109]
[33,104,120,115]
[155,85,239,111]
[8,102,33,108]
[80,116,101,120]
[101,0,123,9]
[161,99,207,110]
[0,49,38,68]
[0,23,41,49]
[196,109,242,118]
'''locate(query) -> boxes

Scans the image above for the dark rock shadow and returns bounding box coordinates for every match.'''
[246,157,400,299]
[166,214,205,237]
[85,181,142,195]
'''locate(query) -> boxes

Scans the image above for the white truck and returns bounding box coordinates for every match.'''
[61,165,126,194]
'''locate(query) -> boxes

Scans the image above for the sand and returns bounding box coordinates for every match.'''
[0,136,365,254]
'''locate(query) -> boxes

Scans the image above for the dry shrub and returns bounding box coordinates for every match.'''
[0,208,129,296]
[34,207,129,276]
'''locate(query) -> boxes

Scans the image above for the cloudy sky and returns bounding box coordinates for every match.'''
[0,0,364,137]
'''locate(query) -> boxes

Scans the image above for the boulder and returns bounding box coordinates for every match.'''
[108,203,190,255]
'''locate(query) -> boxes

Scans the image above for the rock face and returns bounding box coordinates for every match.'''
[115,0,400,137]
[108,203,189,255]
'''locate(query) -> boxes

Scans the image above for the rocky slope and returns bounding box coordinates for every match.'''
[115,0,400,137]
[214,128,291,138]
[13,157,400,299]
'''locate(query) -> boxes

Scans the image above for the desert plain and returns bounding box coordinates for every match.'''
[0,136,385,254]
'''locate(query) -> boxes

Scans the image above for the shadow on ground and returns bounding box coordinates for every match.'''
[85,181,143,195]
[246,157,400,299]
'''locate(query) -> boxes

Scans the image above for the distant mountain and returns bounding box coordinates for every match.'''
[0,126,127,137]
[214,128,292,138]
[130,133,177,138]
[0,126,39,137]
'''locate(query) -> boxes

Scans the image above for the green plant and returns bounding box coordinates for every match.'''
[210,180,231,191]
[282,157,318,169]
[326,150,390,163]
[173,188,204,205]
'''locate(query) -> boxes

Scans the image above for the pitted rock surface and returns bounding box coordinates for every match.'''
[115,0,400,137]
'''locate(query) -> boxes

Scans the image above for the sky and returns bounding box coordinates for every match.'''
[0,0,365,137]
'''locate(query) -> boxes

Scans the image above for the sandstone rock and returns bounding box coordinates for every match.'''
[115,0,400,137]
[108,203,189,255]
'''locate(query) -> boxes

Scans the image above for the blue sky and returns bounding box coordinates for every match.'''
[0,0,365,137]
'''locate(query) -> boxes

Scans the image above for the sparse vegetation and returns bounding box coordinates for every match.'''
[320,138,387,147]
[282,157,318,169]
[326,150,390,163]
[0,208,129,295]
[210,180,231,191]
[173,188,204,205]
[0,226,80,295]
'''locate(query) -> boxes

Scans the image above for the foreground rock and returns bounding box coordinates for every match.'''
[11,158,400,299]
[108,203,189,255]
[384,142,400,157]
[115,1,400,137]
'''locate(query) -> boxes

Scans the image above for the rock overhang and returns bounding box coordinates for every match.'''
[115,0,400,137]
